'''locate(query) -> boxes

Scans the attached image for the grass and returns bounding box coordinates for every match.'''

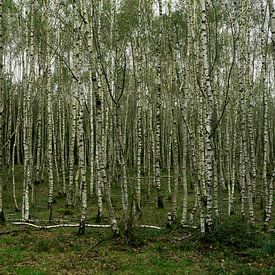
[0,224,274,274]
[0,165,274,274]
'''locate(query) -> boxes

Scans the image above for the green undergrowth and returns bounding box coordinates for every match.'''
[0,221,274,274]
[0,166,274,274]
[201,217,263,251]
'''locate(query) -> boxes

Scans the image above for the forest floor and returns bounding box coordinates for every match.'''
[0,223,274,274]
[0,166,274,274]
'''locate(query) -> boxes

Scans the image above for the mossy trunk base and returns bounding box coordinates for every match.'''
[78,220,85,235]
[96,211,102,223]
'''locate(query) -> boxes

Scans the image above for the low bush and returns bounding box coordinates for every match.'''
[263,232,275,256]
[201,217,262,250]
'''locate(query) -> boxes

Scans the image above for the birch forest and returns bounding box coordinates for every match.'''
[0,0,274,273]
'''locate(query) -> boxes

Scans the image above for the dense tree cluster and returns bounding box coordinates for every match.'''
[0,0,274,234]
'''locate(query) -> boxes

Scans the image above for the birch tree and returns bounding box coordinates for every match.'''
[0,0,4,223]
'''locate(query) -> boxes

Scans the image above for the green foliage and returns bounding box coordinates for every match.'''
[171,10,187,39]
[201,217,262,251]
[121,228,146,248]
[206,2,224,24]
[3,0,17,19]
[0,245,26,266]
[57,207,75,216]
[35,239,51,252]
[264,241,275,256]
[117,0,138,41]
[178,239,196,251]
[263,232,275,256]
[0,225,274,274]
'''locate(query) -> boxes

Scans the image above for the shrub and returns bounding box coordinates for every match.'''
[263,232,275,256]
[201,217,262,250]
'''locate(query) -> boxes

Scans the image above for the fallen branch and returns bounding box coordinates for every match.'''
[174,234,193,241]
[170,232,200,244]
[7,218,76,223]
[182,224,198,229]
[140,225,164,230]
[86,224,111,228]
[11,221,165,230]
[11,222,111,229]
